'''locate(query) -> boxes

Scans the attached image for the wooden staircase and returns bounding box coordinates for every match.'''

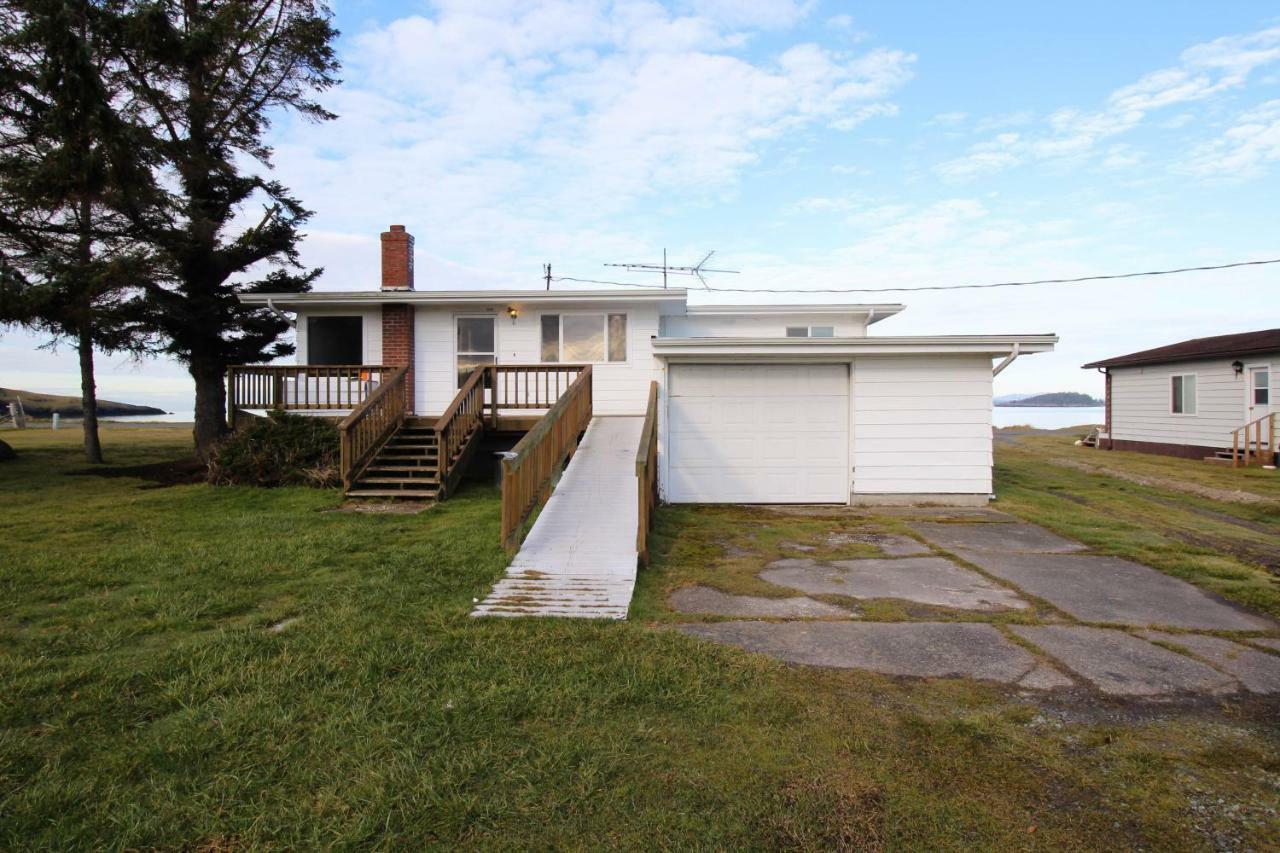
[345,418,444,499]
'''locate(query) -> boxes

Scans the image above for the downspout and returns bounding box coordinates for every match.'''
[992,342,1021,376]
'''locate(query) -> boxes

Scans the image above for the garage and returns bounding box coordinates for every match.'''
[666,363,849,503]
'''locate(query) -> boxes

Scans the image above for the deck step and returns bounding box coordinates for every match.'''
[346,488,439,498]
[356,475,441,485]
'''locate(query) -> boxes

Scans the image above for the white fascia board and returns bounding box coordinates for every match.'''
[651,334,1058,360]
[682,302,905,317]
[239,289,690,309]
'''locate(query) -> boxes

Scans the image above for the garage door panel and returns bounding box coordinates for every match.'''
[668,364,849,504]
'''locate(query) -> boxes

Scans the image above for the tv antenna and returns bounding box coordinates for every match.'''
[604,249,739,289]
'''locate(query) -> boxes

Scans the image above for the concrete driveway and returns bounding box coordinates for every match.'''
[674,509,1280,698]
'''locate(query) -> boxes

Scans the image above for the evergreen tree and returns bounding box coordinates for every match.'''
[105,0,339,461]
[0,0,157,463]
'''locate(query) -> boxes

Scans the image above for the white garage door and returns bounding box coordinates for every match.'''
[667,364,849,503]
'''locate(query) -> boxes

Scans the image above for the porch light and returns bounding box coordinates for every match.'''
[507,305,519,321]
[1232,360,1244,376]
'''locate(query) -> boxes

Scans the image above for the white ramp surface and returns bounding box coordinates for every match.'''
[473,417,643,619]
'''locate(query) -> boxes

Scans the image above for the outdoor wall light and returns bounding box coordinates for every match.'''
[507,305,519,321]
[1232,360,1244,376]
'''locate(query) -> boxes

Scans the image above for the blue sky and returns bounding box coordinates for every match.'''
[3,0,1278,410]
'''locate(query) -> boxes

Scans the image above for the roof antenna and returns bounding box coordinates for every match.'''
[604,249,739,290]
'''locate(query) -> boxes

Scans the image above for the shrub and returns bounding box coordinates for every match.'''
[208,411,340,488]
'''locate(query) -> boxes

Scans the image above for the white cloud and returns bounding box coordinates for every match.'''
[936,26,1280,181]
[1184,99,1280,177]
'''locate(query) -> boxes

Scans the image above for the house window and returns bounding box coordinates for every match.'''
[1171,374,1197,415]
[456,316,496,387]
[1252,367,1270,405]
[540,314,627,363]
[786,325,835,338]
[307,316,363,364]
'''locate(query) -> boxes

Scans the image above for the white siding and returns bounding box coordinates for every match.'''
[851,355,993,495]
[294,307,382,365]
[663,313,868,338]
[414,303,661,416]
[1109,354,1278,448]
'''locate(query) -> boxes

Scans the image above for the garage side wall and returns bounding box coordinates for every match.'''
[851,355,993,497]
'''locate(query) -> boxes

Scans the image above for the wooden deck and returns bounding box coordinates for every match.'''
[473,417,644,619]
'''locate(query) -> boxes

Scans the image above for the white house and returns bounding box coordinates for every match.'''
[238,225,1056,506]
[1083,330,1279,463]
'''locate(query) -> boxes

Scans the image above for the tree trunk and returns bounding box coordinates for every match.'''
[78,326,104,463]
[191,358,227,463]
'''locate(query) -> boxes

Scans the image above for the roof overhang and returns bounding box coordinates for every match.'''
[652,334,1057,362]
[238,289,690,309]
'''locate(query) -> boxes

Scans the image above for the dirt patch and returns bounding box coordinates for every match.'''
[67,457,206,488]
[766,772,885,851]
[327,501,434,515]
[1044,456,1277,506]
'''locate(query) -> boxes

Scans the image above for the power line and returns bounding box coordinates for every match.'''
[549,257,1280,294]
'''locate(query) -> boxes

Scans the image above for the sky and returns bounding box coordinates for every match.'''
[2,0,1278,412]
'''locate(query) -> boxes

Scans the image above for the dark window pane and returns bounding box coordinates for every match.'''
[307,316,363,364]
[608,314,627,361]
[457,317,494,353]
[1171,376,1183,413]
[785,326,808,338]
[541,314,560,362]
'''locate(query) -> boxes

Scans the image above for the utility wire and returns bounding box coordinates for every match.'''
[550,257,1280,294]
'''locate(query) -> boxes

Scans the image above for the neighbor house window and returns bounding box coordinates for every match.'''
[1252,367,1270,405]
[540,314,627,363]
[786,325,835,338]
[307,316,363,364]
[1171,374,1197,414]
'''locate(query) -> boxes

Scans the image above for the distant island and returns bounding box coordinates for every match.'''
[0,387,166,418]
[995,392,1103,408]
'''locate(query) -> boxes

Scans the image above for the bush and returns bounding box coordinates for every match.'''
[208,411,340,488]
[0,438,15,462]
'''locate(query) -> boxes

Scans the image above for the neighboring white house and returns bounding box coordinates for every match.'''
[240,225,1056,505]
[1083,330,1279,460]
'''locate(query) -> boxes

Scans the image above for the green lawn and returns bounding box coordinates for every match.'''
[2,426,1279,849]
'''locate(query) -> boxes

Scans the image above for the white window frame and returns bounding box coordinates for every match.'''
[540,312,628,364]
[454,313,497,387]
[785,325,836,338]
[1170,372,1197,416]
[1246,363,1271,415]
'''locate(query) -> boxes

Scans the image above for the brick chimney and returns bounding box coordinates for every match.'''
[380,224,415,412]
[381,224,415,290]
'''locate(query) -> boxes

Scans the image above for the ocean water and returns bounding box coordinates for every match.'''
[992,406,1105,430]
[100,411,196,423]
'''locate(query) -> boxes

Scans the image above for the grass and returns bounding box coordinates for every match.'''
[1,425,1279,849]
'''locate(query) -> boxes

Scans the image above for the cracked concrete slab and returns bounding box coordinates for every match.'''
[909,522,1086,553]
[874,507,1020,522]
[955,551,1274,631]
[679,621,1061,687]
[669,585,855,618]
[826,532,930,556]
[1249,637,1280,652]
[1140,631,1280,695]
[760,557,1027,611]
[1011,626,1239,696]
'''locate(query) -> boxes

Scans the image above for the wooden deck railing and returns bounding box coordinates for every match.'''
[434,366,489,498]
[337,366,409,491]
[499,365,593,552]
[488,365,588,417]
[227,364,393,426]
[635,380,659,567]
[1232,412,1276,468]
